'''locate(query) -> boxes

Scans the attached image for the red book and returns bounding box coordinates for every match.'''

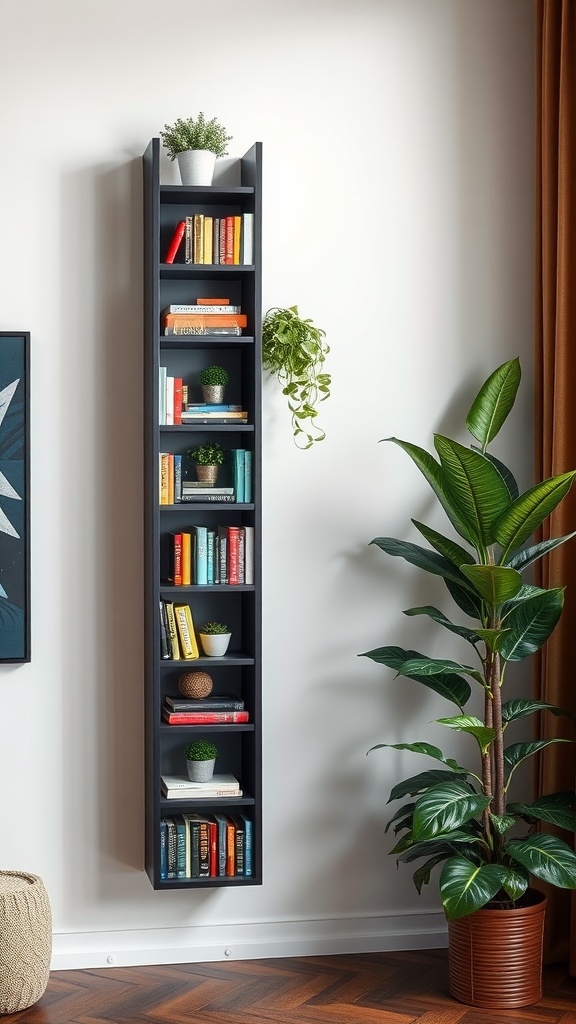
[227,526,241,585]
[164,221,186,264]
[169,532,183,586]
[209,820,218,877]
[197,297,230,305]
[173,377,183,425]
[162,710,249,724]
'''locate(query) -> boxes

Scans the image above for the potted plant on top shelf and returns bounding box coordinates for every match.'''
[262,305,331,450]
[159,112,232,186]
[188,441,225,485]
[360,357,576,1009]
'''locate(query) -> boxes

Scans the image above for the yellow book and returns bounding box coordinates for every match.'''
[164,601,181,659]
[167,454,174,506]
[160,453,169,505]
[193,214,204,264]
[174,604,199,660]
[233,216,241,265]
[181,532,191,586]
[203,216,213,265]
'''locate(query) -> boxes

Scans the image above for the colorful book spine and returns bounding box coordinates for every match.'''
[174,604,199,659]
[162,710,250,724]
[181,532,191,586]
[174,454,182,503]
[231,449,245,503]
[169,532,183,586]
[242,213,254,265]
[243,449,252,503]
[173,378,183,425]
[241,814,253,877]
[227,526,241,585]
[164,220,186,264]
[233,216,242,265]
[193,526,208,585]
[160,820,168,879]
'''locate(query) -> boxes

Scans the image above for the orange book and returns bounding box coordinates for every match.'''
[226,818,236,876]
[181,532,191,586]
[162,314,247,328]
[197,297,230,305]
[173,378,183,425]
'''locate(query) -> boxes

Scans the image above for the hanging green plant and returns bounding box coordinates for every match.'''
[262,305,330,450]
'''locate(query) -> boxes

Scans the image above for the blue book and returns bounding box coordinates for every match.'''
[231,449,245,503]
[185,404,242,412]
[174,454,182,503]
[241,814,253,877]
[193,526,208,585]
[206,529,215,585]
[243,449,252,504]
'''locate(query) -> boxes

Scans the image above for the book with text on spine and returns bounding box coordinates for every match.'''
[165,695,244,712]
[174,604,199,660]
[162,709,250,724]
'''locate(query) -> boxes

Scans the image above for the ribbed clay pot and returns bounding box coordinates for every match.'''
[195,464,219,484]
[448,888,546,1009]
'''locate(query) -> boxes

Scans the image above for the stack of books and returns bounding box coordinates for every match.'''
[163,213,254,267]
[161,300,248,337]
[181,404,248,425]
[161,772,242,798]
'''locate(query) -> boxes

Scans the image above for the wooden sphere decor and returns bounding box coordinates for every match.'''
[178,671,213,698]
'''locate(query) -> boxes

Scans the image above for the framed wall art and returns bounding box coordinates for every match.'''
[0,333,30,662]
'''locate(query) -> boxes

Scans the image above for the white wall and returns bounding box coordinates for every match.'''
[0,0,535,969]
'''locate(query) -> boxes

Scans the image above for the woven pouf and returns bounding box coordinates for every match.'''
[0,871,52,1013]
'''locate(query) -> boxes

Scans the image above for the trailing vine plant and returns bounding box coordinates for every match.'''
[262,305,331,450]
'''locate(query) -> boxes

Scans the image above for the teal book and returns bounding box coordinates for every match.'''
[230,449,245,503]
[241,814,253,876]
[174,454,182,502]
[243,449,252,504]
[193,526,208,585]
[207,529,215,585]
[160,819,168,879]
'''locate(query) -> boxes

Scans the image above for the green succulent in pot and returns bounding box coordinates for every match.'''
[185,740,218,761]
[199,365,229,387]
[199,622,229,635]
[159,113,232,159]
[361,357,576,922]
[188,442,225,466]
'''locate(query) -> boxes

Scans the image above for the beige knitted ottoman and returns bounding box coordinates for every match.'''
[0,871,52,1013]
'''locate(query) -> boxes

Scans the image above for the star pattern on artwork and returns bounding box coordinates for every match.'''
[0,379,21,539]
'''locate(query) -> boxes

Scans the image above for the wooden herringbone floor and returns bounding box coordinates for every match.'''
[3,950,576,1024]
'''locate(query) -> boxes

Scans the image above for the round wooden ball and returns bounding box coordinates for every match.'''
[178,671,213,699]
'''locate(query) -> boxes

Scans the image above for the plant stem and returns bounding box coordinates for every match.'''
[482,684,493,847]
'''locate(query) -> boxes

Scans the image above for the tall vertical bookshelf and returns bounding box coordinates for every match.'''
[142,139,262,888]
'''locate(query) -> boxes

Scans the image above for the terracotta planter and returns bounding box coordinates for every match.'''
[448,888,546,1009]
[195,464,219,484]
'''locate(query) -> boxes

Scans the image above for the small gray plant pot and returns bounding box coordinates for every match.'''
[186,758,216,783]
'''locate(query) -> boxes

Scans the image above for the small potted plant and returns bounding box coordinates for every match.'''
[262,305,331,450]
[199,365,229,404]
[198,622,231,658]
[185,739,218,782]
[188,441,225,485]
[159,112,232,186]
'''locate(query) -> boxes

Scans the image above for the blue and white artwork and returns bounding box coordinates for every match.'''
[0,334,29,662]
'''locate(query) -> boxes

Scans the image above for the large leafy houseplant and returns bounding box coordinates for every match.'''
[262,305,330,449]
[361,358,576,922]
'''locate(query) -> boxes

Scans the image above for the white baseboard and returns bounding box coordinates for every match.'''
[51,913,448,971]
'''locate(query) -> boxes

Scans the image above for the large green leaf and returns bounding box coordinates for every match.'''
[439,856,508,919]
[506,532,576,571]
[435,715,495,754]
[398,832,481,863]
[411,520,475,568]
[502,698,576,727]
[508,792,576,832]
[497,864,529,901]
[504,738,573,786]
[368,741,468,774]
[403,606,480,644]
[385,802,415,834]
[460,564,522,607]
[434,435,511,546]
[506,834,576,888]
[413,854,452,894]
[474,628,511,653]
[493,472,576,555]
[490,813,517,835]
[397,655,485,686]
[370,537,472,590]
[466,357,521,450]
[359,645,472,708]
[412,779,491,840]
[473,448,519,500]
[499,588,564,661]
[384,438,475,543]
[388,769,465,803]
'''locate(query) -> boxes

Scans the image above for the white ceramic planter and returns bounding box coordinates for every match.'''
[186,758,216,782]
[199,632,231,657]
[177,149,216,186]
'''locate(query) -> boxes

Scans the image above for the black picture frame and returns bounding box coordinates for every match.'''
[0,333,30,663]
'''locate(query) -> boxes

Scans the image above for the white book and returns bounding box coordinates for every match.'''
[242,213,254,265]
[159,366,167,425]
[161,773,240,791]
[244,525,254,585]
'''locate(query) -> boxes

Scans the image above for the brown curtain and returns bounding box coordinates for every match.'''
[534,0,576,970]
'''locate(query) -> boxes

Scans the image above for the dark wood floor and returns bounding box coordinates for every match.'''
[3,950,576,1023]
